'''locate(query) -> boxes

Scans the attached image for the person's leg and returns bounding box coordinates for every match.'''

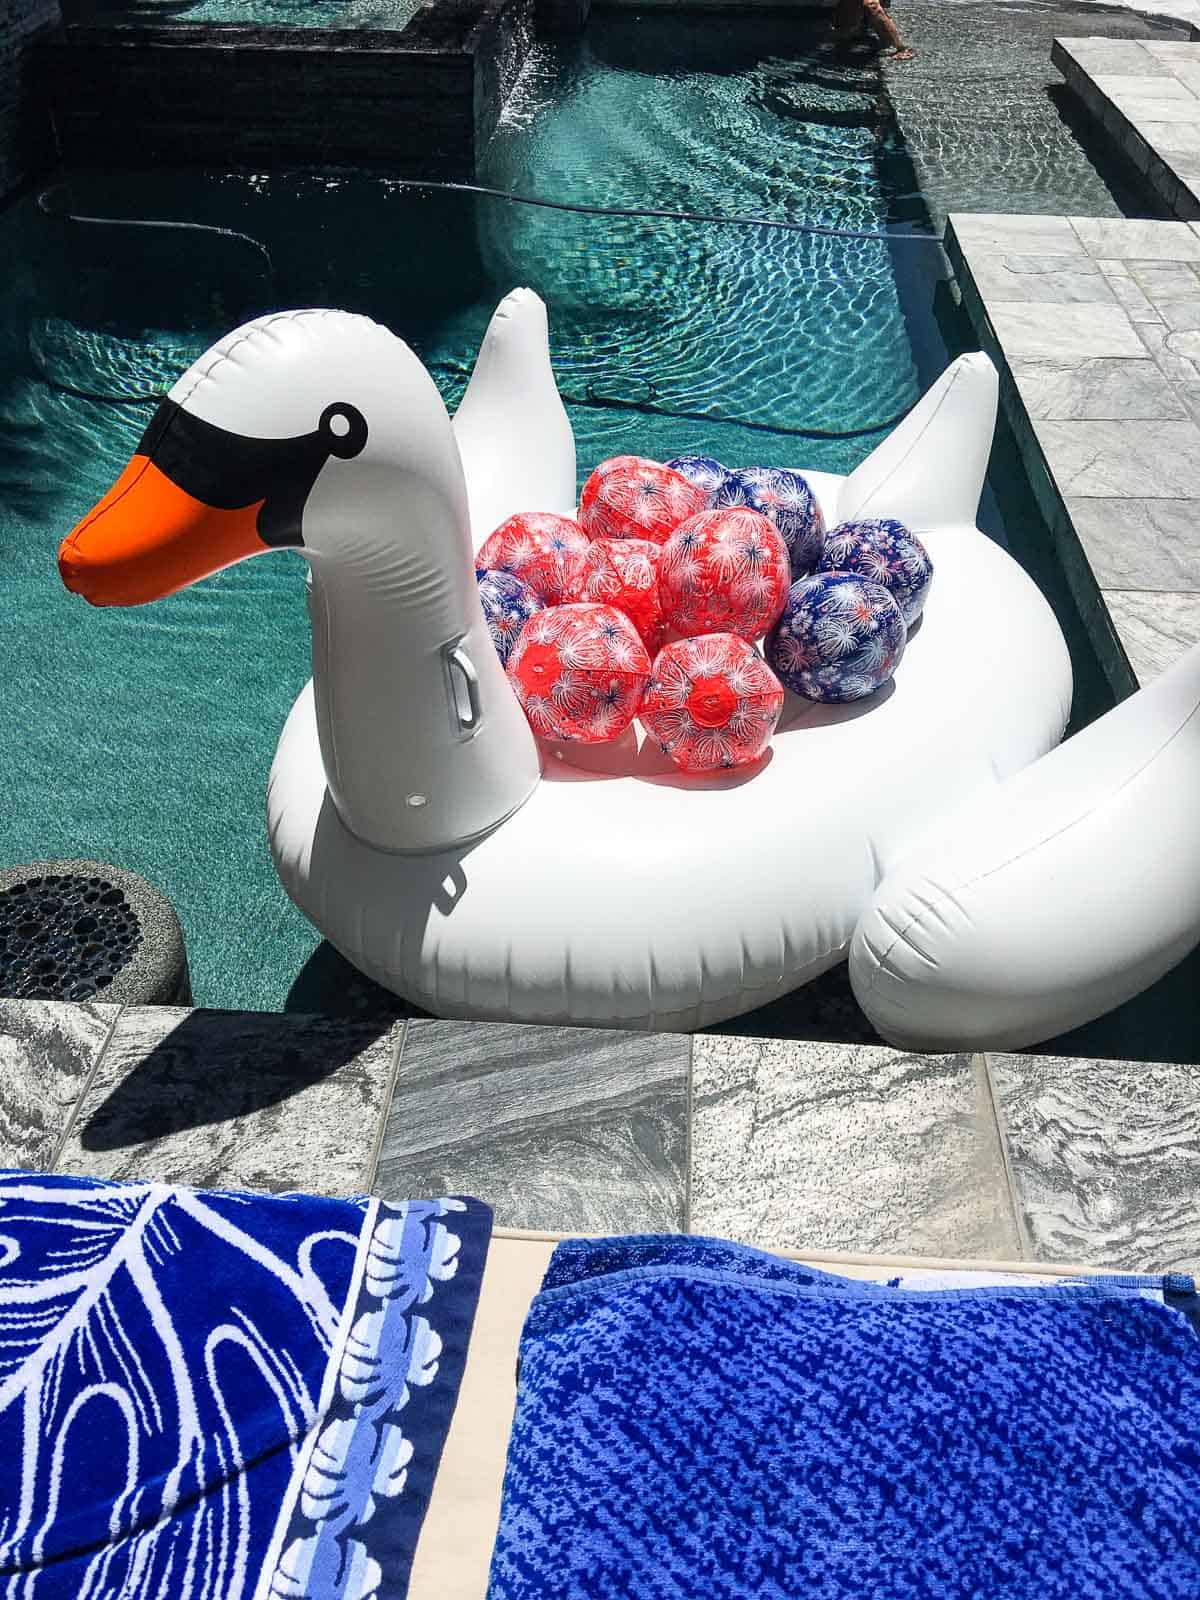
[832,0,867,43]
[862,0,914,57]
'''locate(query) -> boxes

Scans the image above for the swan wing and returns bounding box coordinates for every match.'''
[849,640,1200,1050]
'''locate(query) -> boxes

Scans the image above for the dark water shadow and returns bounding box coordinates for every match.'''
[286,940,429,1019]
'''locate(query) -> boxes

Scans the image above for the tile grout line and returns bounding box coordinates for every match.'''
[361,1018,409,1196]
[682,1035,695,1233]
[48,1002,126,1174]
[978,1051,1035,1261]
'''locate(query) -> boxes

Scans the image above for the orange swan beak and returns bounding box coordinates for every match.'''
[59,454,268,608]
[57,393,360,607]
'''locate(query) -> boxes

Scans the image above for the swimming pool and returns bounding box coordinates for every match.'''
[2,7,1194,1055]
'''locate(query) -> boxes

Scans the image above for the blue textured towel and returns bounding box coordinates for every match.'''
[487,1233,1200,1599]
[0,1171,491,1599]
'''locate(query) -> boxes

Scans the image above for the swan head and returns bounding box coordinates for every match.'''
[59,308,470,606]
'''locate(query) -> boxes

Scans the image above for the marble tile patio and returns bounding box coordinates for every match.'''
[376,1020,690,1234]
[4,998,1198,1275]
[947,209,1200,688]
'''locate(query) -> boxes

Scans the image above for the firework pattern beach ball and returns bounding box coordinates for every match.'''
[658,508,790,642]
[642,633,785,772]
[476,568,544,666]
[766,571,906,702]
[475,512,591,604]
[562,538,665,654]
[579,456,708,545]
[819,518,934,625]
[507,603,651,743]
[714,466,826,576]
[665,454,728,499]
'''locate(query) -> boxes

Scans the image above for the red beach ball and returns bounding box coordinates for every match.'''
[561,538,665,653]
[475,512,590,604]
[642,634,785,772]
[658,507,790,641]
[579,455,708,545]
[507,603,651,743]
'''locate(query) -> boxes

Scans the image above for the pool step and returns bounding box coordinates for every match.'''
[1053,36,1200,224]
[41,0,534,178]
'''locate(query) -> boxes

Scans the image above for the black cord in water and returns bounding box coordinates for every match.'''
[35,185,277,289]
[393,177,943,245]
[29,176,940,427]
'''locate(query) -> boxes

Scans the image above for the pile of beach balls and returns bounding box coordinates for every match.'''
[474,452,933,774]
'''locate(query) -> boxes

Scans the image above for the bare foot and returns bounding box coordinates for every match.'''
[889,45,916,59]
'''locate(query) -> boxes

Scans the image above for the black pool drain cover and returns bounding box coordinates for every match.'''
[0,873,141,1001]
[0,860,191,1007]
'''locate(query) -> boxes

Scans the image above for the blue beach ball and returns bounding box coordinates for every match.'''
[714,466,825,576]
[766,571,906,702]
[666,454,728,498]
[819,518,934,626]
[476,568,544,667]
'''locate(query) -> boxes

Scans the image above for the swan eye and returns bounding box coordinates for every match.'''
[320,403,368,460]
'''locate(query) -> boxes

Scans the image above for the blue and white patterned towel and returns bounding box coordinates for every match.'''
[488,1232,1200,1599]
[0,1171,491,1599]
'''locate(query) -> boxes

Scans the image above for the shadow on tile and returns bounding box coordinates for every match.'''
[75,1007,395,1150]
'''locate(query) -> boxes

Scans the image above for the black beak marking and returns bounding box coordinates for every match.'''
[136,398,369,547]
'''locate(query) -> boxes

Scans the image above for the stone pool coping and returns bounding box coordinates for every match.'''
[1053,37,1200,222]
[947,208,1200,689]
[3,995,1198,1275]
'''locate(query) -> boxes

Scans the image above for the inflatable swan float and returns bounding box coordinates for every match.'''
[59,292,1200,1047]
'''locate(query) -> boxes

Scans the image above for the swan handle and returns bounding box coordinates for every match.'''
[445,640,483,737]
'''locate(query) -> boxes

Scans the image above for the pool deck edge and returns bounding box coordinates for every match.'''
[945,208,1200,689]
[3,995,1197,1274]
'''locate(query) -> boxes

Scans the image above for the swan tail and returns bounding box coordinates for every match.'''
[836,352,998,532]
[452,287,578,545]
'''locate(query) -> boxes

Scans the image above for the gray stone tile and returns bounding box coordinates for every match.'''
[1103,588,1200,680]
[1168,374,1200,426]
[987,303,1145,362]
[1135,120,1200,156]
[1097,270,1161,322]
[1119,96,1200,127]
[1013,358,1185,421]
[1036,418,1200,498]
[1128,261,1200,299]
[1060,40,1170,75]
[1093,74,1199,100]
[965,254,1114,306]
[1131,317,1200,386]
[376,1021,689,1233]
[1142,41,1200,60]
[949,213,1085,257]
[56,1006,402,1196]
[0,999,119,1170]
[1152,296,1200,331]
[990,1053,1200,1272]
[689,1038,1020,1258]
[1072,216,1200,260]
[1169,63,1200,98]
[1067,497,1200,589]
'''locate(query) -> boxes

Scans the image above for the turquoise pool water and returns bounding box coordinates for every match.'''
[2,8,1192,1054]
